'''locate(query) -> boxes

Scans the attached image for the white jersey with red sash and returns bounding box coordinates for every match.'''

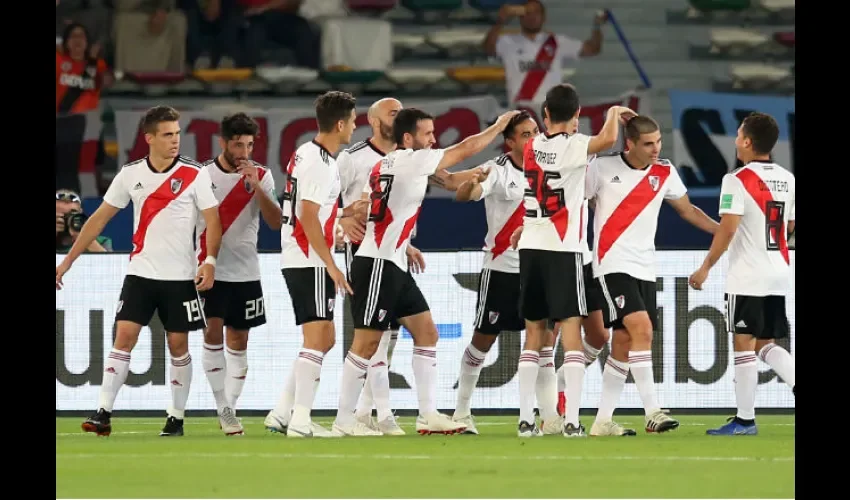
[494,32,583,105]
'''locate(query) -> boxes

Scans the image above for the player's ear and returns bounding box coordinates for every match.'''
[144,132,154,145]
[573,106,581,121]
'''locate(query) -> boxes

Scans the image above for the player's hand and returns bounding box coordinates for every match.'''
[56,260,71,290]
[344,199,370,224]
[595,10,609,25]
[236,161,261,189]
[688,266,709,291]
[475,166,491,183]
[613,106,637,124]
[498,3,525,21]
[339,215,366,242]
[495,110,521,130]
[196,263,215,291]
[406,245,426,274]
[329,265,353,295]
[510,226,524,250]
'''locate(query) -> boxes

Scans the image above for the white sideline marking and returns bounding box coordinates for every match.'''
[55,452,793,463]
[82,420,795,427]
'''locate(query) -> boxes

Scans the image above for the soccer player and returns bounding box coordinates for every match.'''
[330,107,521,436]
[515,83,633,438]
[56,105,222,437]
[263,91,366,438]
[689,112,795,436]
[197,113,282,436]
[451,110,557,435]
[585,116,718,436]
[336,97,479,435]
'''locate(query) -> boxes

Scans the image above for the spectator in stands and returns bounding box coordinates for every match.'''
[56,190,111,253]
[484,0,606,106]
[56,23,113,193]
[180,0,245,70]
[240,0,321,69]
[56,0,113,61]
[113,0,188,73]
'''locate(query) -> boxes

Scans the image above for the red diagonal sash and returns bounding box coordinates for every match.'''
[131,166,199,260]
[515,34,558,102]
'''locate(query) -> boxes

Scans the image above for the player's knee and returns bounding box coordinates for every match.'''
[166,333,189,357]
[610,330,631,360]
[204,320,225,345]
[624,315,653,344]
[471,331,497,352]
[113,321,142,351]
[226,329,249,351]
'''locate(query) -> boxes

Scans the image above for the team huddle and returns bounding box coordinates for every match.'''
[55,83,796,439]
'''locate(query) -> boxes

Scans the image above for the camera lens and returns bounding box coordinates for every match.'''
[68,212,88,232]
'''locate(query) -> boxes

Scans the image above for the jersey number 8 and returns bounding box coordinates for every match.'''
[765,200,786,251]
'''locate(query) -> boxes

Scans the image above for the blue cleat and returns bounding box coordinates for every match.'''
[706,417,758,436]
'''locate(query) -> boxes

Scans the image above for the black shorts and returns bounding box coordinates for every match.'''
[597,272,657,330]
[518,249,587,322]
[115,275,206,333]
[473,268,524,335]
[725,294,790,340]
[347,243,401,330]
[350,256,429,331]
[200,280,266,330]
[583,264,604,313]
[281,267,336,326]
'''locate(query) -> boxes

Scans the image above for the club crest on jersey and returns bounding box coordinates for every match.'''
[615,295,625,309]
[648,175,660,192]
[170,178,183,194]
[378,309,387,322]
[244,179,254,193]
[328,298,335,312]
[489,311,500,324]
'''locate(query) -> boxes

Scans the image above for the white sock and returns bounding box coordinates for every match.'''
[387,329,399,365]
[557,364,566,393]
[356,330,391,419]
[596,357,628,421]
[290,349,323,425]
[536,347,558,420]
[168,353,193,420]
[629,350,660,414]
[562,351,586,427]
[336,352,369,426]
[758,343,795,389]
[98,348,130,412]
[201,343,227,412]
[412,346,438,416]
[582,337,602,366]
[454,343,486,418]
[734,351,758,421]
[272,360,298,423]
[517,350,540,424]
[224,347,248,410]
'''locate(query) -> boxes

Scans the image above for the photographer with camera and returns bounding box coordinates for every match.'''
[56,189,111,253]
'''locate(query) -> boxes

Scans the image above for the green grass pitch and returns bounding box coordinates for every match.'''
[56,415,794,498]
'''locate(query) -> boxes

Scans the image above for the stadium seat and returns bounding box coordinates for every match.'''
[729,63,792,90]
[401,0,463,12]
[126,72,186,84]
[709,28,769,55]
[468,0,524,11]
[393,33,427,53]
[688,0,751,13]
[445,65,505,84]
[321,70,386,85]
[345,0,398,15]
[426,29,487,53]
[192,69,253,82]
[255,66,318,85]
[385,68,446,86]
[758,0,795,14]
[774,31,795,48]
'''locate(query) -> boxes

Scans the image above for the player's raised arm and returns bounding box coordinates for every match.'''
[241,161,283,230]
[428,166,485,192]
[455,167,493,202]
[587,106,634,155]
[436,110,520,171]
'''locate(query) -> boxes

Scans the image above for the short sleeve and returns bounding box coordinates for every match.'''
[193,168,219,211]
[556,34,583,61]
[400,148,445,177]
[584,157,600,199]
[477,164,500,200]
[718,173,746,215]
[564,134,592,170]
[260,169,276,200]
[103,167,131,209]
[663,166,688,200]
[494,34,513,59]
[788,177,795,221]
[298,157,334,205]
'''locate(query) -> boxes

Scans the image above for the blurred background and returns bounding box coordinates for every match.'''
[55,0,795,253]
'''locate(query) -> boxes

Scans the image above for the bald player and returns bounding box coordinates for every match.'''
[336,97,484,435]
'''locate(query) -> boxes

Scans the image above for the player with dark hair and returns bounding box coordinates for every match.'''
[585,115,717,436]
[198,113,282,435]
[57,105,222,437]
[264,91,368,438]
[512,84,634,437]
[690,112,795,436]
[329,107,520,436]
